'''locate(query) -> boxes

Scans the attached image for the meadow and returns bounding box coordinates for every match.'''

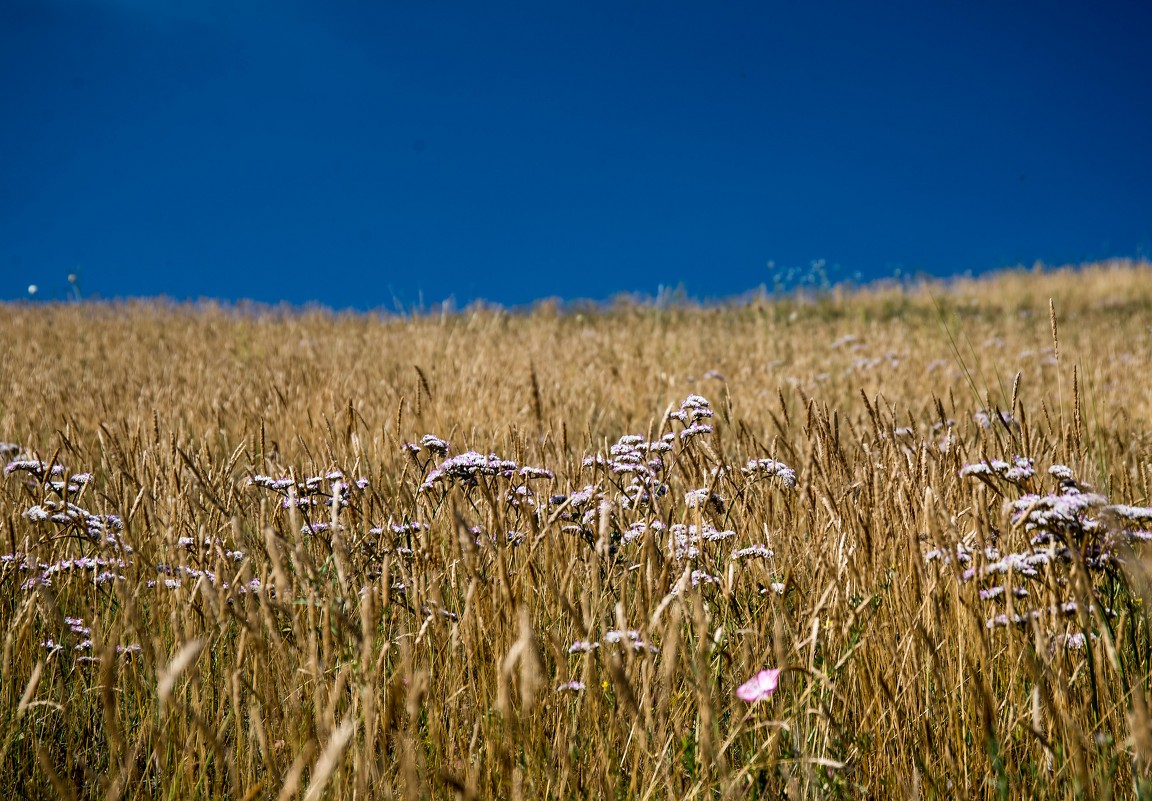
[2,261,1152,799]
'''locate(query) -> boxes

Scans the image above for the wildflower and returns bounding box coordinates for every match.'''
[556,680,586,693]
[420,451,521,491]
[419,434,450,455]
[679,423,713,440]
[685,489,709,507]
[742,459,797,489]
[689,569,720,587]
[604,629,640,644]
[611,439,644,456]
[24,505,50,522]
[601,629,654,652]
[702,527,735,542]
[5,459,56,477]
[736,668,782,703]
[959,456,1034,483]
[568,640,600,653]
[732,545,774,560]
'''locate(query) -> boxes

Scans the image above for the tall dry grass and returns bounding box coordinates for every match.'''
[2,260,1152,799]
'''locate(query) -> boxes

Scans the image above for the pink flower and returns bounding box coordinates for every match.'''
[737,668,782,703]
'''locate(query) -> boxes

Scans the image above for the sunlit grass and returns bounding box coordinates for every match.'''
[2,260,1152,799]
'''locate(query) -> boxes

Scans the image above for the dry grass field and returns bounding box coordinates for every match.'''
[3,261,1152,799]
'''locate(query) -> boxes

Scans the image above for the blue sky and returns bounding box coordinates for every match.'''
[2,1,1150,308]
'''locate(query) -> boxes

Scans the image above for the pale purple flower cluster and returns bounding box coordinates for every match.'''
[18,555,129,590]
[568,640,600,653]
[1008,483,1152,557]
[667,523,735,554]
[621,480,669,509]
[176,535,244,561]
[388,520,427,536]
[741,459,798,489]
[985,601,1113,629]
[247,471,368,507]
[42,615,142,664]
[419,451,522,491]
[944,461,1148,633]
[923,543,980,565]
[585,434,671,477]
[689,569,720,587]
[604,628,658,653]
[249,475,297,491]
[4,458,66,479]
[684,488,710,507]
[1053,632,1096,651]
[678,423,713,440]
[47,472,93,494]
[0,552,35,570]
[148,563,266,598]
[419,434,450,455]
[731,545,774,560]
[959,456,1035,483]
[18,498,126,549]
[669,395,714,424]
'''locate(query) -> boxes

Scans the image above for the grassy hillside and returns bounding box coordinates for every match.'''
[2,260,1152,799]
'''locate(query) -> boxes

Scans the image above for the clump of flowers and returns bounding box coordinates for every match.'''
[959,456,1035,487]
[741,458,798,490]
[933,460,1151,646]
[419,451,552,493]
[19,498,128,552]
[248,470,369,508]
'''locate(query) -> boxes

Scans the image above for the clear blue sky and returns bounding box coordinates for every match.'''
[2,0,1150,308]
